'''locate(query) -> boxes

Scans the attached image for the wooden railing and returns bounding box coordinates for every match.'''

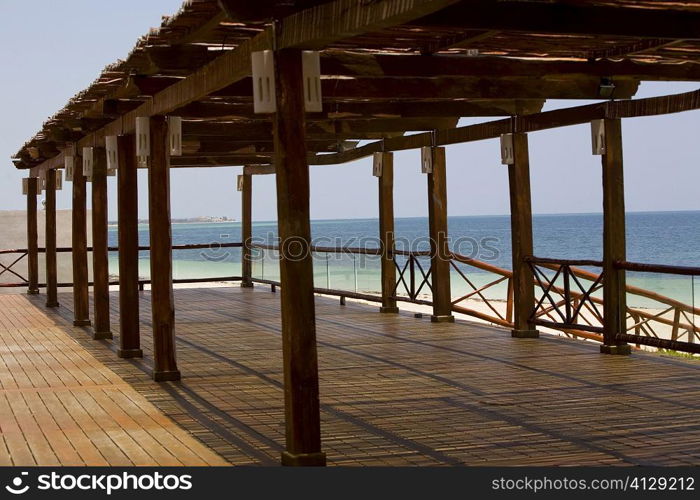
[4,243,698,353]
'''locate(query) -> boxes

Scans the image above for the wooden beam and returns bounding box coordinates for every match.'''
[214,75,640,100]
[600,118,631,355]
[117,135,143,359]
[273,49,325,467]
[508,132,538,338]
[72,154,91,328]
[426,147,453,323]
[244,164,276,175]
[378,152,398,314]
[26,177,39,295]
[321,52,700,82]
[148,116,181,381]
[91,149,112,340]
[174,98,544,119]
[240,173,254,288]
[418,1,700,40]
[45,171,59,308]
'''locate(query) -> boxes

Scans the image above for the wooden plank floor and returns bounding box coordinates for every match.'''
[0,293,227,466]
[4,286,700,466]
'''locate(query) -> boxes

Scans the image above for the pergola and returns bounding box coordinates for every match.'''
[12,0,700,466]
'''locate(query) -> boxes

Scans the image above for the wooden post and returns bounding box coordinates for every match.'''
[601,118,631,355]
[148,116,181,381]
[91,148,112,340]
[241,172,254,288]
[273,49,325,467]
[427,147,454,323]
[508,132,539,338]
[117,135,142,358]
[45,170,59,308]
[72,155,91,327]
[378,152,398,313]
[26,177,40,295]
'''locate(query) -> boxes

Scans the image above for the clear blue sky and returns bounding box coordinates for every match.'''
[1,1,698,222]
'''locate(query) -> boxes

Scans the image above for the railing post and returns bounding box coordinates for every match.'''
[426,146,454,322]
[240,171,254,288]
[508,131,539,338]
[72,152,91,327]
[117,134,143,358]
[91,148,112,340]
[273,48,325,466]
[45,170,59,308]
[148,116,181,381]
[378,152,399,313]
[26,177,40,295]
[601,118,631,355]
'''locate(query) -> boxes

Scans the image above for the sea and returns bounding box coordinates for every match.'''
[107,211,700,310]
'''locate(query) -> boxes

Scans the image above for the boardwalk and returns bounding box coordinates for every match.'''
[1,286,699,466]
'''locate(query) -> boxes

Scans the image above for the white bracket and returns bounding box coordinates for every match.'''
[591,119,606,155]
[55,170,63,191]
[237,175,244,192]
[82,147,94,181]
[421,146,433,174]
[372,152,383,177]
[106,135,118,174]
[252,50,276,114]
[302,51,322,113]
[64,144,75,182]
[22,178,28,195]
[135,117,150,167]
[168,116,183,156]
[39,172,46,192]
[500,134,514,165]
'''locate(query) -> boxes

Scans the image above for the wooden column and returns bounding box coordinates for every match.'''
[273,48,325,467]
[601,118,631,355]
[240,172,254,288]
[72,155,91,327]
[378,152,398,313]
[45,170,59,308]
[26,177,39,295]
[117,135,142,358]
[427,147,454,323]
[508,132,539,338]
[91,149,112,340]
[148,116,181,381]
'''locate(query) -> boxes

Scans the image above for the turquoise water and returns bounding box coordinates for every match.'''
[107,211,700,309]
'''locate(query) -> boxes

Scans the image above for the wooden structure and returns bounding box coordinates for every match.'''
[11,0,700,466]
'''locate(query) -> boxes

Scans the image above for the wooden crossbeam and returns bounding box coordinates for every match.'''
[214,75,640,100]
[417,1,700,40]
[321,53,700,81]
[172,98,544,119]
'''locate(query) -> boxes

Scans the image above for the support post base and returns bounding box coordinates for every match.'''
[380,306,399,314]
[73,319,91,327]
[240,281,254,288]
[281,450,327,467]
[600,344,632,355]
[27,289,40,295]
[511,329,540,338]
[46,302,59,308]
[92,331,113,340]
[431,314,455,323]
[153,370,181,382]
[117,348,143,359]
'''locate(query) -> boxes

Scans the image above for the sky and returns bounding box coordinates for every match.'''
[0,1,698,223]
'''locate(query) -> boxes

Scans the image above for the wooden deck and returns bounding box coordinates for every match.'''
[1,286,699,466]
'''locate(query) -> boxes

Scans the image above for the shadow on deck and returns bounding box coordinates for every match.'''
[2,286,700,466]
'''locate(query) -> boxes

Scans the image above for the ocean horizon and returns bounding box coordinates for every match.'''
[105,210,700,310]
